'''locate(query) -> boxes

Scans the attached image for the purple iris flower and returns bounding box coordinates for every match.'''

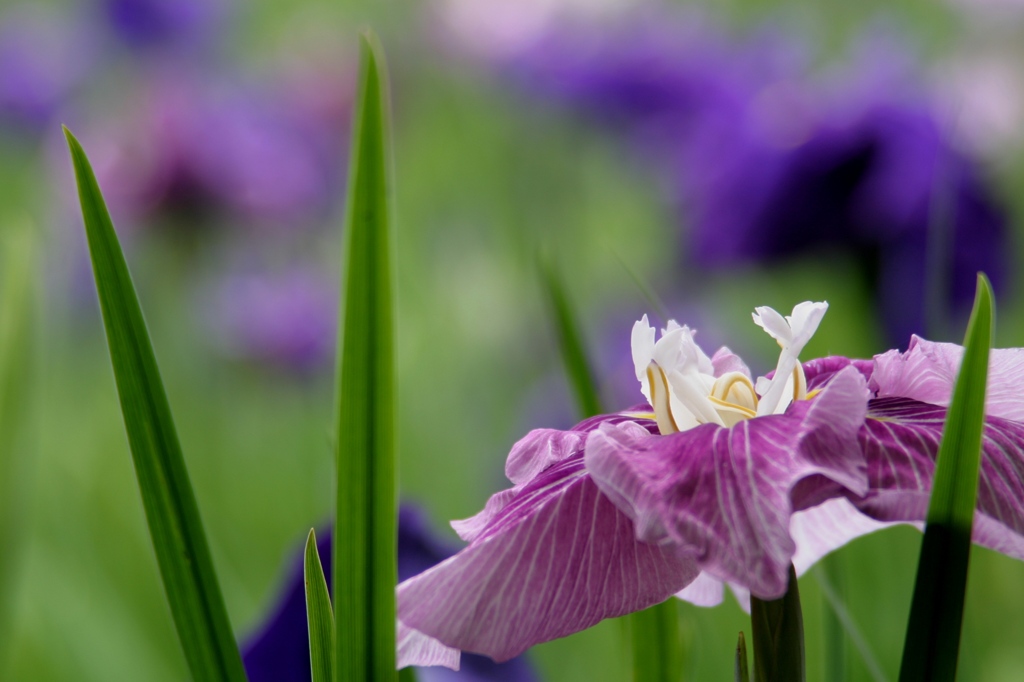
[396,302,1024,668]
[505,16,1009,347]
[241,505,538,681]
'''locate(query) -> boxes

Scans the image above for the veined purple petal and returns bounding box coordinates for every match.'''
[586,366,870,599]
[398,446,700,664]
[674,570,725,607]
[671,497,898,613]
[802,355,874,392]
[853,397,1024,560]
[870,335,1024,421]
[505,429,588,486]
[398,622,461,670]
[789,497,901,574]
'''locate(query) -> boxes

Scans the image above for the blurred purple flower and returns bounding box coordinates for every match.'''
[204,267,337,372]
[504,15,1009,346]
[100,0,228,50]
[241,505,539,681]
[0,8,97,131]
[85,72,345,229]
[682,99,1008,345]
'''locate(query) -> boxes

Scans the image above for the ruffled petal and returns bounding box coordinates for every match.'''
[586,366,869,599]
[673,571,724,607]
[855,397,1024,561]
[711,346,752,380]
[789,497,901,574]
[802,356,874,392]
[398,450,700,662]
[398,622,461,670]
[871,335,1024,421]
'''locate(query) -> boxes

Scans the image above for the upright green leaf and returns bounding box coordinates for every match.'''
[304,530,335,682]
[814,561,887,682]
[0,218,34,672]
[735,632,750,682]
[750,564,804,682]
[899,274,993,682]
[819,554,847,682]
[539,253,602,417]
[64,128,247,682]
[630,599,684,682]
[333,32,397,682]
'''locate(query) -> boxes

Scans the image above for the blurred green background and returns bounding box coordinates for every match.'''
[2,0,1024,680]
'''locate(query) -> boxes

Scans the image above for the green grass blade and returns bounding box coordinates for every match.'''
[333,31,397,682]
[304,530,335,682]
[539,253,603,417]
[751,564,805,682]
[64,128,247,682]
[898,274,993,682]
[814,562,888,682]
[819,554,847,682]
[0,218,35,672]
[735,631,750,682]
[630,599,684,682]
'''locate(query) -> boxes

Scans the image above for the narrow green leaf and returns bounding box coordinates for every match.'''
[899,274,993,682]
[333,31,397,682]
[751,564,805,682]
[304,529,335,682]
[398,668,418,682]
[735,632,750,682]
[820,554,847,682]
[630,599,684,682]
[814,561,888,682]
[64,128,247,682]
[0,218,35,672]
[539,252,603,417]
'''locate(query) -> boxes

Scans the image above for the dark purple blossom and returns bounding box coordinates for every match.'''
[101,0,228,50]
[397,304,1024,668]
[504,15,1009,346]
[241,505,538,681]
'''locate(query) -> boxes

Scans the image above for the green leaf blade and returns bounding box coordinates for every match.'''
[304,530,335,682]
[899,274,994,682]
[751,564,805,682]
[735,631,750,682]
[333,32,397,682]
[64,128,247,682]
[539,253,603,418]
[630,599,684,682]
[0,218,35,672]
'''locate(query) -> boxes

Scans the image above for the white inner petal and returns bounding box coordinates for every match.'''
[629,300,826,432]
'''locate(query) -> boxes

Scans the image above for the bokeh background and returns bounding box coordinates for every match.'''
[2,0,1024,679]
